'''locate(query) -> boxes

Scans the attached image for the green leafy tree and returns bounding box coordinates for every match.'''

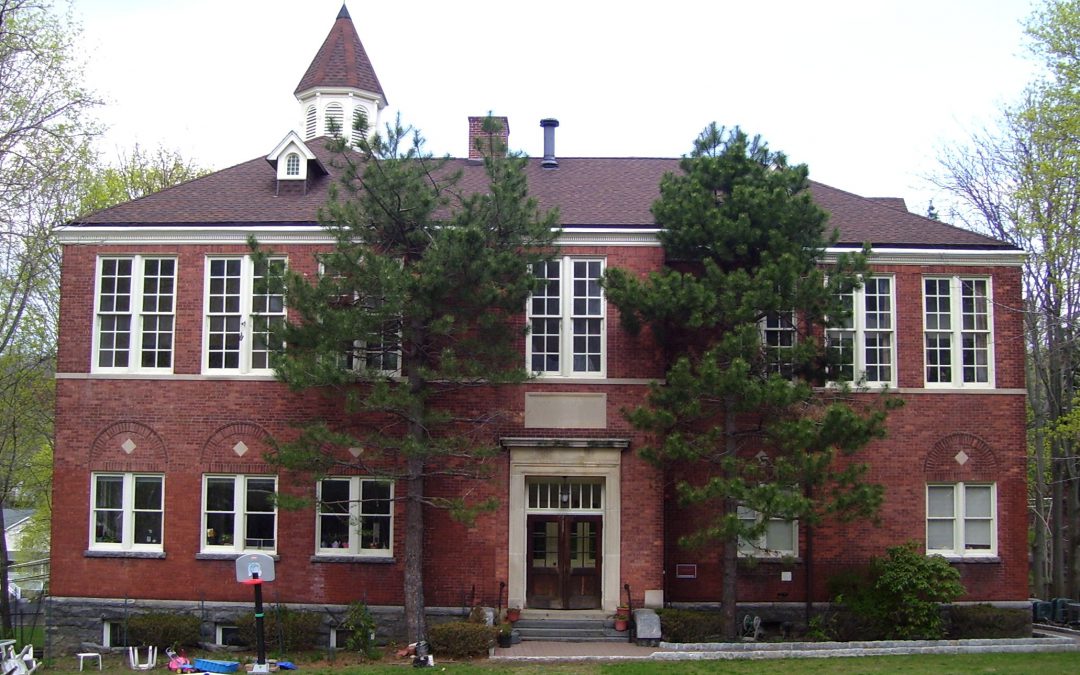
[252,114,559,642]
[604,125,897,638]
[0,0,99,636]
[77,144,209,215]
[931,0,1080,598]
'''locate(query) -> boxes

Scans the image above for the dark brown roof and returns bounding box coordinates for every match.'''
[294,5,385,102]
[73,140,1014,251]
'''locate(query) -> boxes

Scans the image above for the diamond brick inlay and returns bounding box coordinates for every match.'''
[233,441,249,457]
[348,447,363,458]
[121,438,137,454]
[955,450,970,466]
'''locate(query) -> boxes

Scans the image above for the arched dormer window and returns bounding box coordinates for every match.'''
[352,107,368,147]
[305,105,317,140]
[285,153,301,177]
[325,103,344,138]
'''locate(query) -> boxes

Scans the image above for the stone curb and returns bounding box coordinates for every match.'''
[493,636,1080,662]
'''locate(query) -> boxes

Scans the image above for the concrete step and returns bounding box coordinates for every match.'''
[512,617,631,642]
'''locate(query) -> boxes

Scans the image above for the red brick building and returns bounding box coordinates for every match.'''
[48,6,1027,650]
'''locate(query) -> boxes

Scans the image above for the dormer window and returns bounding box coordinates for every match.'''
[285,153,301,177]
[266,131,327,186]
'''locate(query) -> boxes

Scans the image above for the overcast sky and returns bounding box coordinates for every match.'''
[68,0,1040,215]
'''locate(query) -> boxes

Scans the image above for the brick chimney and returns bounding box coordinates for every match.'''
[468,116,510,159]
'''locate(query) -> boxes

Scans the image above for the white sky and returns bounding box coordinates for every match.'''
[68,0,1041,215]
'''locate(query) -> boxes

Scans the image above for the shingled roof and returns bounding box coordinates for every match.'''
[71,138,1013,251]
[294,4,385,103]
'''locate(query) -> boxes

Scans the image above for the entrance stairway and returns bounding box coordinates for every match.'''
[513,610,630,642]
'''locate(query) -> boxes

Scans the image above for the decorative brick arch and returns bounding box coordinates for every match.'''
[924,432,998,482]
[200,422,275,472]
[89,421,167,471]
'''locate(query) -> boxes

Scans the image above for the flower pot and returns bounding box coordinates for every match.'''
[497,631,513,648]
[506,607,521,623]
[614,618,628,631]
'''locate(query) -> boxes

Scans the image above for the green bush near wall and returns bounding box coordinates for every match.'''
[127,613,201,648]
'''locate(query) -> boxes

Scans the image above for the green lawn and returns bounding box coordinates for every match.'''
[40,651,1080,675]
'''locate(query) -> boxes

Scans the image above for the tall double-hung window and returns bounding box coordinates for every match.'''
[94,256,176,372]
[923,277,992,386]
[528,257,605,377]
[202,475,277,553]
[926,483,996,557]
[316,477,393,556]
[827,276,895,386]
[90,473,164,551]
[204,256,286,373]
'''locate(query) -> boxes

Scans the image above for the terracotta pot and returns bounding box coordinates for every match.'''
[506,607,521,623]
[614,618,628,631]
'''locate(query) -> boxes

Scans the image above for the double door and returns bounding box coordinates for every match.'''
[525,514,602,609]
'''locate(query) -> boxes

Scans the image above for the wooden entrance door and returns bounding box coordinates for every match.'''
[525,515,602,609]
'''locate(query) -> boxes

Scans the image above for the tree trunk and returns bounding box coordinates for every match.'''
[403,453,426,643]
[0,507,10,637]
[721,398,738,640]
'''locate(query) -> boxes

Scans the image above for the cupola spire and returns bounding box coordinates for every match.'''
[294,5,386,144]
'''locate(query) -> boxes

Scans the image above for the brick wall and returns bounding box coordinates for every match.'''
[52,239,1027,616]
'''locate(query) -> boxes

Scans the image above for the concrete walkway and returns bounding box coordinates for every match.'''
[491,634,1080,663]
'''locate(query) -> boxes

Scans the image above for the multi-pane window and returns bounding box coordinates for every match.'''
[204,256,286,373]
[528,257,605,377]
[924,277,992,386]
[320,261,401,376]
[827,276,895,385]
[285,153,300,176]
[202,475,277,552]
[316,477,393,556]
[761,311,796,378]
[737,506,797,557]
[95,257,176,372]
[926,483,995,556]
[90,473,163,551]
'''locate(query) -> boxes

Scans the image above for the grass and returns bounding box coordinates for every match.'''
[37,650,1080,675]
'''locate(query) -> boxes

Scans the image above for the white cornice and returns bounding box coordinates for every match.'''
[56,225,1025,265]
[56,226,333,245]
[825,247,1026,267]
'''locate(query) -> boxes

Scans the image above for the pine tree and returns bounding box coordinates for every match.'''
[604,124,899,638]
[252,115,559,642]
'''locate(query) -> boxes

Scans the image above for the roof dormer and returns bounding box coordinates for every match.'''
[266,131,327,194]
[295,5,386,145]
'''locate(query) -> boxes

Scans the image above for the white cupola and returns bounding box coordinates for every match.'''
[294,4,387,146]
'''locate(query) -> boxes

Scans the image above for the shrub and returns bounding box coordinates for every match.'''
[947,604,1031,639]
[428,621,496,658]
[127,612,201,648]
[340,602,380,659]
[236,606,322,653]
[656,609,725,643]
[825,541,965,640]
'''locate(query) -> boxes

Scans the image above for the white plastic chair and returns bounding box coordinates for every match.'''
[128,646,157,671]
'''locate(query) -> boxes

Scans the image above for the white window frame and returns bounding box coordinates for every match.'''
[285,153,301,176]
[737,506,797,557]
[926,482,997,557]
[201,474,278,554]
[827,275,896,387]
[760,310,796,378]
[318,260,402,377]
[923,276,993,388]
[202,256,286,375]
[92,256,177,374]
[89,473,164,552]
[316,477,394,557]
[527,257,606,378]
